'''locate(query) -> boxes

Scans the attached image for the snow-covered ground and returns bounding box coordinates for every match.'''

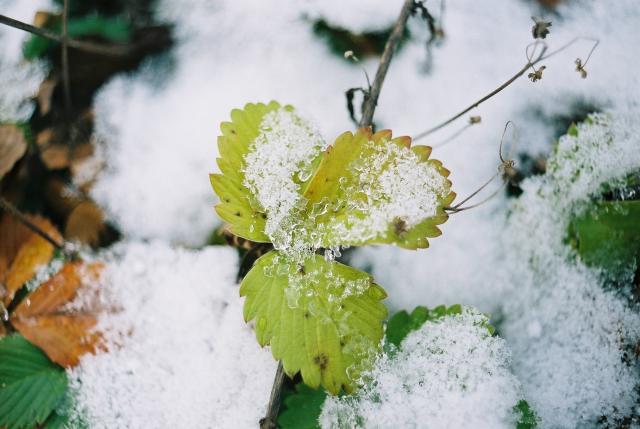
[3,0,635,427]
[0,0,51,122]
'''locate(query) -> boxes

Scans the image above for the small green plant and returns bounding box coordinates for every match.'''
[210,101,455,393]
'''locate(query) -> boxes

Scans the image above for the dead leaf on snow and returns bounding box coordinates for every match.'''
[11,261,105,367]
[65,201,107,247]
[0,124,27,180]
[0,213,62,306]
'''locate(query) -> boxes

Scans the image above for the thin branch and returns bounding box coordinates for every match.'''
[446,121,518,213]
[413,36,599,142]
[359,0,416,127]
[0,197,64,250]
[259,362,286,429]
[61,0,72,113]
[413,46,545,141]
[0,13,134,57]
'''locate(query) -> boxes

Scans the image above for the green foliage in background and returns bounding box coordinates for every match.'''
[23,15,131,60]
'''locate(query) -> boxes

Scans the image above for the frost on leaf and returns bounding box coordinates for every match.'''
[211,102,454,259]
[303,128,454,250]
[320,307,526,429]
[210,101,326,244]
[240,251,387,394]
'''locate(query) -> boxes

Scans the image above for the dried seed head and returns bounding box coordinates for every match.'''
[575,58,588,79]
[528,65,546,82]
[531,16,552,39]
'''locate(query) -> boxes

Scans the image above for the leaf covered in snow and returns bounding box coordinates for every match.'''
[211,102,454,257]
[385,304,462,349]
[303,128,454,250]
[240,251,387,394]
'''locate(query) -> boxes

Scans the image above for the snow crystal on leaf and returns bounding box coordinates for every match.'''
[320,307,523,429]
[243,108,327,257]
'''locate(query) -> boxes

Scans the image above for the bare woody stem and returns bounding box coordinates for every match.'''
[61,0,72,113]
[412,54,544,141]
[0,197,64,250]
[359,0,416,128]
[260,1,417,427]
[413,36,598,142]
[0,13,134,57]
[259,363,286,429]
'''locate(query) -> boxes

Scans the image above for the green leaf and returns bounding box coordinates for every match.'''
[278,384,326,429]
[0,335,68,429]
[384,304,462,350]
[303,128,455,249]
[240,251,387,394]
[515,400,539,429]
[210,101,284,242]
[568,200,640,276]
[212,105,454,253]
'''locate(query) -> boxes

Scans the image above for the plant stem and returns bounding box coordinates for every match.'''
[0,13,133,57]
[413,36,599,141]
[61,0,72,113]
[0,197,64,250]
[359,0,415,128]
[412,59,539,141]
[259,362,286,429]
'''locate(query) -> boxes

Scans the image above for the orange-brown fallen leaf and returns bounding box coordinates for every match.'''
[11,261,105,367]
[0,214,62,307]
[0,124,27,180]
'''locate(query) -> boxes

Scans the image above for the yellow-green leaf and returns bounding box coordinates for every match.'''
[240,251,387,394]
[212,101,282,242]
[303,128,455,249]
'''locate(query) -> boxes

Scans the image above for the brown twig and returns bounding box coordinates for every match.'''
[412,46,545,141]
[359,0,416,127]
[0,13,134,57]
[0,197,64,250]
[413,36,599,142]
[61,0,72,113]
[259,362,286,429]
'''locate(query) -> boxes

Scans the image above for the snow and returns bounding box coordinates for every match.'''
[320,307,523,429]
[77,0,640,427]
[496,112,640,428]
[0,0,51,122]
[67,241,275,428]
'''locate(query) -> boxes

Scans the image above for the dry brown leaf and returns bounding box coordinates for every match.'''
[65,201,106,247]
[2,215,62,306]
[11,261,105,367]
[37,78,58,116]
[0,124,27,180]
[0,214,32,281]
